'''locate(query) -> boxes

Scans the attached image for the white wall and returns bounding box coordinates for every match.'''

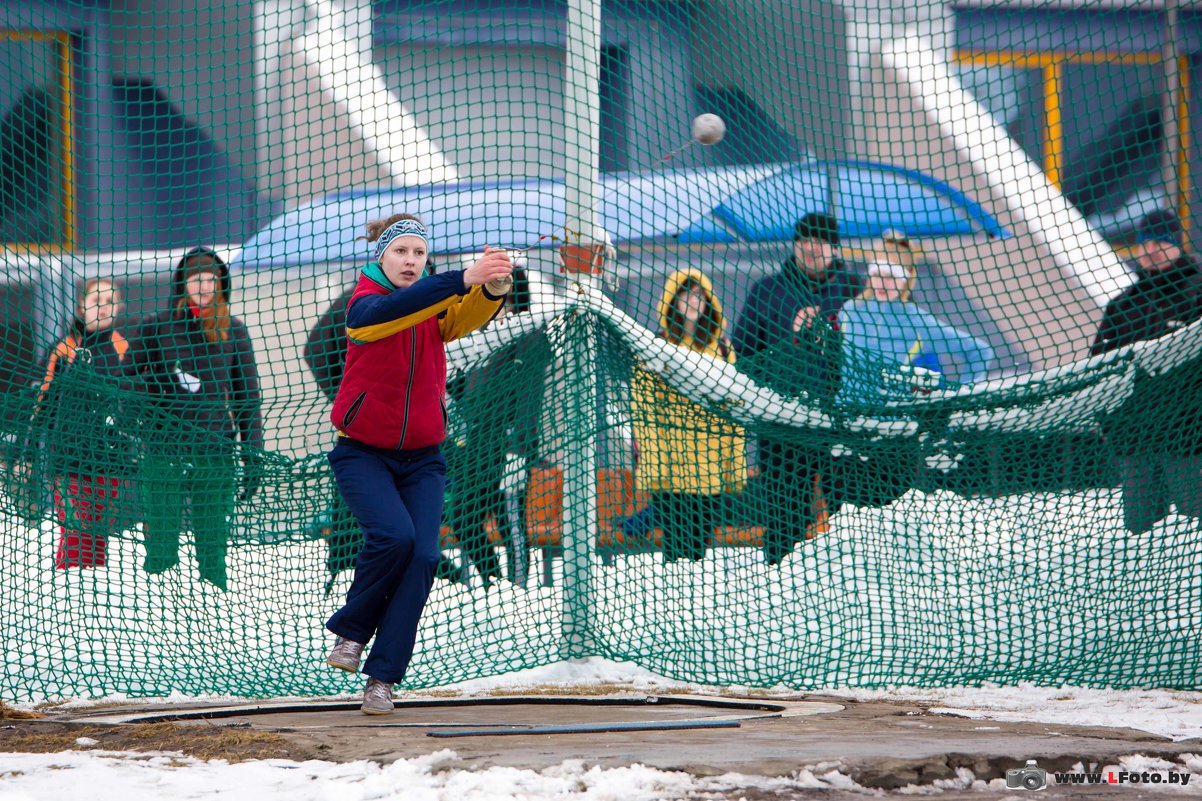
[231,264,352,459]
[374,43,566,182]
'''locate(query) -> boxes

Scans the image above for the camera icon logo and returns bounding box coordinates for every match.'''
[1006,759,1048,790]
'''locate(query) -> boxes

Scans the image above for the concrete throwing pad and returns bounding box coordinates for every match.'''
[51,694,1196,793]
[63,694,844,738]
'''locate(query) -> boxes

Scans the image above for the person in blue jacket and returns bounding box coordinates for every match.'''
[323,214,513,715]
[838,260,995,404]
[835,260,995,507]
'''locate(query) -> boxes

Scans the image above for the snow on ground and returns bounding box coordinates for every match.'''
[0,748,867,801]
[4,750,1201,801]
[839,683,1202,743]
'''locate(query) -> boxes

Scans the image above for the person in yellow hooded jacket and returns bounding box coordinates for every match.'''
[631,269,746,562]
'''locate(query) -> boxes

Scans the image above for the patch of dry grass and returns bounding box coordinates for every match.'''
[0,721,298,763]
[0,701,43,720]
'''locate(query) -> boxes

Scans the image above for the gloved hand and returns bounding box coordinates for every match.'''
[240,448,266,503]
[485,274,513,296]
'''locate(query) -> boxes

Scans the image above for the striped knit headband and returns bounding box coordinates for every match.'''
[373,219,431,261]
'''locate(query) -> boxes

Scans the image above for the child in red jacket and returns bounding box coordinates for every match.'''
[323,214,513,714]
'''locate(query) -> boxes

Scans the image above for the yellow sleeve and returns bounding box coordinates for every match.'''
[629,368,664,448]
[438,285,504,342]
[346,296,461,343]
[629,368,654,426]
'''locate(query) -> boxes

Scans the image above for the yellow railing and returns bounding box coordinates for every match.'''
[954,49,1191,239]
[0,29,75,251]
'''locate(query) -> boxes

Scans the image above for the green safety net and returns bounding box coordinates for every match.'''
[1,0,1200,702]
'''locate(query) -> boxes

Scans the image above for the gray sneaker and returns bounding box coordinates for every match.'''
[326,636,365,673]
[361,676,395,715]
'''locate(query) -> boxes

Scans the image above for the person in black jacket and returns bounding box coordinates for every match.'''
[1091,210,1202,533]
[445,268,549,587]
[126,247,264,589]
[732,213,863,564]
[36,278,133,569]
[304,286,354,406]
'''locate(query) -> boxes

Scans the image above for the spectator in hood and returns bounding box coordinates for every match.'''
[630,268,746,562]
[125,246,265,590]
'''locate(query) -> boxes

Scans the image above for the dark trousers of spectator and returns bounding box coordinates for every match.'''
[141,448,236,590]
[756,438,836,565]
[1119,454,1202,534]
[325,439,445,684]
[652,491,726,562]
[447,443,504,585]
[54,472,120,569]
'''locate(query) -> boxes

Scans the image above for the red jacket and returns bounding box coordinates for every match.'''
[330,262,503,450]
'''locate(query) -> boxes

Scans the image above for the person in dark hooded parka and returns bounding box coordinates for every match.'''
[1092,210,1202,534]
[732,213,863,564]
[125,246,265,589]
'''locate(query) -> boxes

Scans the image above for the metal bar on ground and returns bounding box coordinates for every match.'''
[427,719,742,738]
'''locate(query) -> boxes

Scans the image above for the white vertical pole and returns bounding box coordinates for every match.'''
[253,0,298,202]
[563,0,603,250]
[559,0,602,658]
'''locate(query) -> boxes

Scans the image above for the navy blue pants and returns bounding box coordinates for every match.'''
[325,439,446,683]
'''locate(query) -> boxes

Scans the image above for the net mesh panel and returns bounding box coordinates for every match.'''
[1,0,1200,700]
